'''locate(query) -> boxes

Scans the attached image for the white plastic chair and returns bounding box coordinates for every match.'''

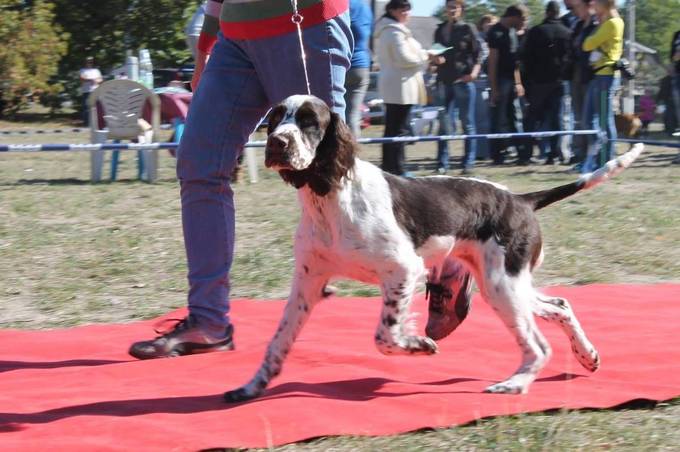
[88,79,160,182]
[410,106,442,136]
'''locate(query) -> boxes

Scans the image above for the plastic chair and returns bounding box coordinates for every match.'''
[88,79,161,182]
[410,106,442,136]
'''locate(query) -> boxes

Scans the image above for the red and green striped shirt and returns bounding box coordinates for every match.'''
[198,0,348,53]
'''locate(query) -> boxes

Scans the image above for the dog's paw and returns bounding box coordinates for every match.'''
[403,335,439,355]
[223,386,261,403]
[484,381,528,395]
[572,345,600,372]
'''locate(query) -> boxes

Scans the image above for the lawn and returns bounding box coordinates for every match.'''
[1,113,679,449]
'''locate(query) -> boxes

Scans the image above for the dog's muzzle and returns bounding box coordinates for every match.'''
[264,134,290,169]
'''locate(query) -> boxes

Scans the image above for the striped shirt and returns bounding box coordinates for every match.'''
[198,0,348,53]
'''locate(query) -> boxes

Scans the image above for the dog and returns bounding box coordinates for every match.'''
[615,113,643,138]
[224,95,643,402]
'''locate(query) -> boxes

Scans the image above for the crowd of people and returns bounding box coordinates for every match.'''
[357,0,641,175]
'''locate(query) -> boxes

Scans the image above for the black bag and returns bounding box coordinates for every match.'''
[614,58,635,80]
[591,58,635,80]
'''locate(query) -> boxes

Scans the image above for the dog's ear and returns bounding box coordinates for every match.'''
[308,111,357,196]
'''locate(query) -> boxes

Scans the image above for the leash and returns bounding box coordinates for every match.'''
[290,0,312,95]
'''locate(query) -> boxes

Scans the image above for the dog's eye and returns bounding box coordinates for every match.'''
[298,118,317,129]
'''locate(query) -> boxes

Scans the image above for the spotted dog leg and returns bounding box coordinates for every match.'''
[374,265,438,356]
[224,273,327,403]
[533,294,600,372]
[483,273,552,394]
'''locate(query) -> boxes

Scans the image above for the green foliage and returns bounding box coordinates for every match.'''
[434,0,548,28]
[0,0,67,117]
[50,0,203,100]
[622,0,680,66]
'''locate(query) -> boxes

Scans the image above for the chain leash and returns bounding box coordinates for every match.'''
[290,0,312,95]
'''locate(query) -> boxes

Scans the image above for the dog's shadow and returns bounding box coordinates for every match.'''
[0,376,481,429]
[0,373,584,429]
[254,375,485,403]
[243,372,584,404]
[0,359,124,373]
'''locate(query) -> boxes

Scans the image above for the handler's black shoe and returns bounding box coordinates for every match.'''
[129,315,234,360]
[425,273,473,341]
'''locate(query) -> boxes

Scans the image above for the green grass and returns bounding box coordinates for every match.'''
[1,115,679,449]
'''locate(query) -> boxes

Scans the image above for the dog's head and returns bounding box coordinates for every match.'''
[265,95,356,196]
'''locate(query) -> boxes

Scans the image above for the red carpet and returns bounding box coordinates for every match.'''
[1,284,679,451]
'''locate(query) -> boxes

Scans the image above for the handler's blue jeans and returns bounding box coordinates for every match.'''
[176,16,352,332]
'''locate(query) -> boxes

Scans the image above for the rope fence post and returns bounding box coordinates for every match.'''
[599,89,608,169]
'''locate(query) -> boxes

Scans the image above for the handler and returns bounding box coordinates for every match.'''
[129,0,473,360]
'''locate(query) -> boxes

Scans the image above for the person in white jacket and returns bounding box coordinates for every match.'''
[374,0,440,175]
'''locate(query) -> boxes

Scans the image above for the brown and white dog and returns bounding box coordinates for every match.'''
[224,95,643,402]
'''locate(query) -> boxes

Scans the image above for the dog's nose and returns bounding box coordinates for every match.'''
[266,135,288,152]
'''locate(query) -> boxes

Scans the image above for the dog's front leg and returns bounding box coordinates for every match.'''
[224,269,326,402]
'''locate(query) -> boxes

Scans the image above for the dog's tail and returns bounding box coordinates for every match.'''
[519,143,643,211]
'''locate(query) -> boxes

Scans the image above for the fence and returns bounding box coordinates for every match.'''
[1,130,678,183]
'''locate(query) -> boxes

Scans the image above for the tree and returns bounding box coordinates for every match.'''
[0,0,67,117]
[434,1,548,28]
[622,0,680,66]
[50,0,203,100]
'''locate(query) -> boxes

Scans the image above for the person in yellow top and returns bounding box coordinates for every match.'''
[579,0,624,173]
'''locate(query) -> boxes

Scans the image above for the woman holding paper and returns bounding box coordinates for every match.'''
[374,0,442,176]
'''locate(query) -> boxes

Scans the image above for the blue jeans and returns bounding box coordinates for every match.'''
[582,75,619,173]
[176,16,352,331]
[344,67,370,136]
[489,78,528,163]
[435,81,477,169]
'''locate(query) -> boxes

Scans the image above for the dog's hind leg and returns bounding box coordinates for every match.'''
[482,269,552,394]
[425,257,474,340]
[224,271,327,402]
[374,261,439,356]
[533,294,600,372]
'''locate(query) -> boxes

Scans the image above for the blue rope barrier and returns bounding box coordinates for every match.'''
[0,143,178,152]
[612,138,680,149]
[0,128,90,135]
[0,124,175,136]
[244,129,602,147]
[2,129,679,152]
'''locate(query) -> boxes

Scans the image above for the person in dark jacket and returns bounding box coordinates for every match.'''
[486,4,529,164]
[671,30,680,136]
[432,0,481,174]
[671,29,680,163]
[521,1,572,164]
